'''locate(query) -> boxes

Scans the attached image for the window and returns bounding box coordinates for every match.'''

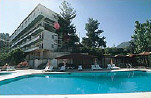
[41,43,43,48]
[21,24,23,28]
[41,33,44,39]
[51,44,54,48]
[52,35,54,39]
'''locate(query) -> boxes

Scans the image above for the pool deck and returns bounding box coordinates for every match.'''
[0,68,151,98]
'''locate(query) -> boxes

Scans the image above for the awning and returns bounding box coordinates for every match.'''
[137,52,151,56]
[55,53,97,59]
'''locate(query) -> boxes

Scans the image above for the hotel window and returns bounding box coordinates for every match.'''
[21,24,23,28]
[52,35,54,39]
[41,43,43,48]
[41,33,44,39]
[51,44,54,48]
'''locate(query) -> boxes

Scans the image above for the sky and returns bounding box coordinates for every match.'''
[0,0,151,47]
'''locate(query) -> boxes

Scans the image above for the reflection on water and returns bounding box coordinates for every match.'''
[0,71,151,95]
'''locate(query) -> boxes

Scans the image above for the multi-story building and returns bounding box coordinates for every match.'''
[10,4,68,68]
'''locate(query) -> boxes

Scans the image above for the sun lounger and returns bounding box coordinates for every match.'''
[43,66,53,72]
[95,65,102,70]
[107,64,120,70]
[6,66,16,71]
[111,64,120,69]
[91,65,102,70]
[91,65,97,70]
[78,65,82,71]
[60,66,66,71]
[107,64,112,70]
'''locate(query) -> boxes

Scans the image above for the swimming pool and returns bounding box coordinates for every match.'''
[0,71,151,95]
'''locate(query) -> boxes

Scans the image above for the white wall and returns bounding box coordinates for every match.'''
[43,30,58,51]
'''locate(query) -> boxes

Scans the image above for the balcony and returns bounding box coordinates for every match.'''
[24,46,39,52]
[20,35,40,48]
[11,15,44,42]
[11,26,44,48]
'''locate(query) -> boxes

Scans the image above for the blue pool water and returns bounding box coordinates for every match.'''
[0,71,151,95]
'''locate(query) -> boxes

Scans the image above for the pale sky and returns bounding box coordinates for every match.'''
[1,0,151,47]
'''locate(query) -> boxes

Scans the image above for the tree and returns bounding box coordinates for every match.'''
[104,47,129,55]
[82,18,106,48]
[0,48,26,66]
[56,1,79,51]
[131,20,151,53]
[9,48,25,65]
[0,33,10,53]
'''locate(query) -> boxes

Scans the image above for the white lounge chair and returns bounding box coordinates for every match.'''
[78,65,82,71]
[91,65,97,70]
[7,66,16,71]
[95,65,102,70]
[107,64,112,70]
[60,66,66,71]
[111,64,120,70]
[91,65,102,70]
[43,65,53,72]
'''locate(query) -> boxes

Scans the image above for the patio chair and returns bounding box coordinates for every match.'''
[78,65,82,71]
[111,64,120,70]
[7,66,16,71]
[91,65,97,70]
[95,65,102,70]
[60,66,66,71]
[107,64,112,70]
[43,65,53,72]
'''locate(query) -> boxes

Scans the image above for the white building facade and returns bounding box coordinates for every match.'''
[10,4,68,68]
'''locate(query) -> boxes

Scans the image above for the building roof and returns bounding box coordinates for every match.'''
[10,3,58,40]
[55,53,97,59]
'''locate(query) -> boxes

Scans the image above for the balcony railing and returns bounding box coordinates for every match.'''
[20,36,40,48]
[11,14,44,42]
[24,46,39,52]
[11,26,44,48]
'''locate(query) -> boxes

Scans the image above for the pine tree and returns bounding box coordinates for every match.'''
[56,1,79,51]
[82,18,106,48]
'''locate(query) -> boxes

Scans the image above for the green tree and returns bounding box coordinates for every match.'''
[82,18,106,48]
[104,47,129,55]
[131,20,151,53]
[9,48,25,65]
[56,0,79,51]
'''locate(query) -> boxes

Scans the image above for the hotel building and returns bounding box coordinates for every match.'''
[10,4,68,68]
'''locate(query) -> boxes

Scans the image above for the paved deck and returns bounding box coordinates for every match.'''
[0,68,151,98]
[0,92,151,98]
